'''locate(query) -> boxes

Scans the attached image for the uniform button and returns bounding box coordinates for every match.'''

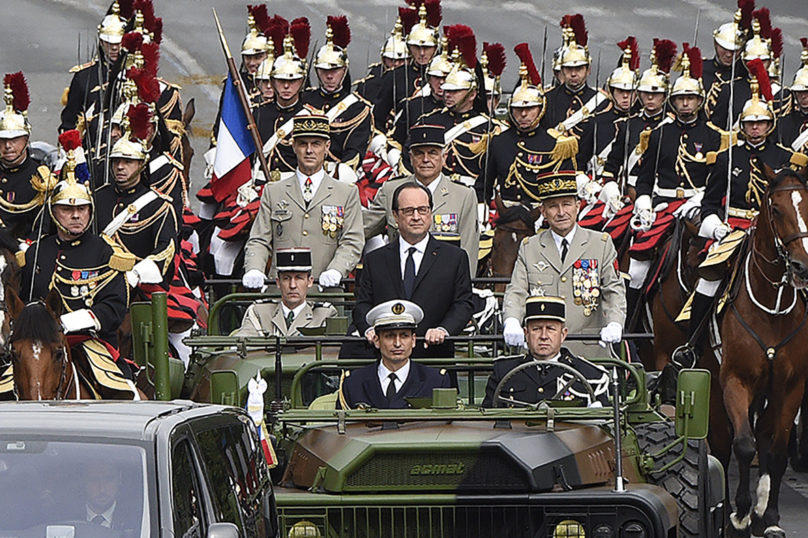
[518,152,523,157]
[302,230,308,236]
[683,134,688,139]
[1,178,6,183]
[561,295,566,299]
[538,387,544,393]
[561,276,567,282]
[304,213,309,219]
[60,255,66,260]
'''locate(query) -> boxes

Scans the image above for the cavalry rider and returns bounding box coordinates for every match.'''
[19,137,135,381]
[363,124,479,276]
[777,40,808,154]
[354,17,409,103]
[601,39,676,198]
[0,73,55,242]
[671,59,808,372]
[702,0,750,119]
[243,115,364,290]
[373,2,442,132]
[483,296,609,408]
[626,44,724,319]
[485,43,578,207]
[303,15,373,183]
[502,171,626,358]
[541,14,609,133]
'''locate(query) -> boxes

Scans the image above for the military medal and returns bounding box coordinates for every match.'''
[71,286,79,297]
[276,223,283,237]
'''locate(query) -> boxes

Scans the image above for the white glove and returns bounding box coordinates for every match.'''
[579,179,602,205]
[369,133,388,159]
[387,148,402,169]
[503,317,525,348]
[633,194,652,215]
[599,321,623,347]
[318,269,342,287]
[699,214,731,241]
[599,181,624,219]
[132,258,163,285]
[242,269,266,289]
[126,270,140,288]
[61,309,101,333]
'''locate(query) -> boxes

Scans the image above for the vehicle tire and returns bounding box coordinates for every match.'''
[634,422,708,538]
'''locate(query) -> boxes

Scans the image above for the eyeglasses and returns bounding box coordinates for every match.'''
[396,206,431,216]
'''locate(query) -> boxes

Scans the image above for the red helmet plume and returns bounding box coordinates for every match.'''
[58,130,83,153]
[654,39,677,74]
[746,58,773,101]
[424,0,442,28]
[141,41,160,77]
[752,8,772,39]
[127,102,154,141]
[445,25,476,69]
[121,31,143,52]
[738,0,755,29]
[398,7,418,34]
[681,43,703,79]
[290,18,311,59]
[568,14,588,47]
[264,15,289,56]
[770,28,783,60]
[514,43,541,86]
[484,42,506,77]
[327,15,350,49]
[118,0,135,20]
[4,72,29,113]
[247,5,270,34]
[617,36,640,71]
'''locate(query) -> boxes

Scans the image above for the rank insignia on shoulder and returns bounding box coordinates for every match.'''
[601,232,609,242]
[15,250,25,268]
[522,237,530,245]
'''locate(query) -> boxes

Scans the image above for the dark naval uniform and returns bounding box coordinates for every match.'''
[95,182,178,287]
[601,110,667,185]
[540,84,609,131]
[482,348,610,408]
[0,155,52,241]
[19,233,130,348]
[709,77,791,131]
[354,62,384,103]
[374,62,427,132]
[777,108,808,154]
[485,126,578,205]
[302,88,373,173]
[636,114,724,204]
[59,58,108,136]
[339,359,452,409]
[255,100,306,176]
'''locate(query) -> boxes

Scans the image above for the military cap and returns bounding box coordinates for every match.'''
[409,124,445,148]
[367,300,424,331]
[293,115,330,139]
[524,296,566,323]
[537,171,579,200]
[276,247,312,272]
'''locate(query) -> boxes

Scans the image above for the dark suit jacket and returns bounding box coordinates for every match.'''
[352,235,474,358]
[482,348,610,408]
[340,360,452,409]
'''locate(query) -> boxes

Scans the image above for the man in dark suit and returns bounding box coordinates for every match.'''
[483,296,610,408]
[351,182,474,358]
[340,300,451,409]
[82,461,141,533]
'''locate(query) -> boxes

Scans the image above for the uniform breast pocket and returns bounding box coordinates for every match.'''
[528,271,556,296]
[501,380,535,405]
[271,211,292,239]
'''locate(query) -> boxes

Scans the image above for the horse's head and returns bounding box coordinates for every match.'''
[491,195,541,278]
[6,288,69,400]
[761,162,808,288]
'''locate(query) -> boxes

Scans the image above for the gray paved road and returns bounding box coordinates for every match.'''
[2,0,808,529]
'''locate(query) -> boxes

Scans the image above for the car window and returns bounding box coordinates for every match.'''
[196,419,272,538]
[172,440,206,538]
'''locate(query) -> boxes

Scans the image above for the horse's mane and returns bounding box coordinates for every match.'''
[10,302,62,345]
[497,205,537,230]
[769,168,808,191]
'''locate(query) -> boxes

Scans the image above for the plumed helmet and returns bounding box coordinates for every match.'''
[98,1,128,44]
[241,7,269,56]
[637,39,676,94]
[314,16,350,70]
[271,18,309,80]
[607,37,640,91]
[670,43,705,100]
[406,1,441,48]
[557,14,590,68]
[0,72,31,140]
[381,18,409,60]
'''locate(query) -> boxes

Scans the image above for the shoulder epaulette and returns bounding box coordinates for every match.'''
[790,152,808,168]
[69,59,97,73]
[601,232,609,242]
[354,93,373,107]
[157,77,182,90]
[546,128,579,161]
[15,250,25,268]
[109,251,136,272]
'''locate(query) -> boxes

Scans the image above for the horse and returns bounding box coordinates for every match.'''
[718,166,808,538]
[489,195,541,292]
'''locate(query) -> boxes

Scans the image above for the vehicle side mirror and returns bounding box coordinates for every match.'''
[675,369,711,440]
[207,522,240,538]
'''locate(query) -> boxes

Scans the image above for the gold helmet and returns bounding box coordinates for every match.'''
[509,43,545,127]
[381,18,409,61]
[768,28,783,81]
[792,38,808,92]
[607,37,640,91]
[406,1,441,48]
[441,25,477,93]
[743,10,772,62]
[254,58,274,81]
[637,39,677,93]
[713,0,754,52]
[271,18,310,80]
[0,72,31,140]
[482,42,505,97]
[98,1,127,45]
[426,36,453,78]
[110,103,153,161]
[557,14,590,68]
[314,16,350,70]
[739,58,776,132]
[670,43,705,100]
[241,7,269,56]
[52,130,91,209]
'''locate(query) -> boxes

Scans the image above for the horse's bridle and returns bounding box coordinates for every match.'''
[766,183,808,262]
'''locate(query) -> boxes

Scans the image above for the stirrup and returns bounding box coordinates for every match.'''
[671,345,697,369]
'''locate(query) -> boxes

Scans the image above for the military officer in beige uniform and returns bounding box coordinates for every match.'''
[502,172,626,357]
[243,115,364,288]
[363,124,479,275]
[237,247,337,337]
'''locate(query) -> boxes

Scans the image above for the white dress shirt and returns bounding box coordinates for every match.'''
[87,501,117,528]
[281,302,307,323]
[378,359,411,394]
[551,225,577,259]
[416,174,442,197]
[295,168,325,198]
[399,234,430,279]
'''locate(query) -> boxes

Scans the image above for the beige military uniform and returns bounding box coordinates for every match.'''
[236,300,338,337]
[363,174,479,276]
[503,226,626,357]
[244,173,364,278]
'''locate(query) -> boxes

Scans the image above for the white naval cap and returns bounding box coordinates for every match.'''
[366,300,424,331]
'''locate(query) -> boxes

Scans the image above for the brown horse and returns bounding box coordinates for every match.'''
[720,167,808,538]
[489,196,541,292]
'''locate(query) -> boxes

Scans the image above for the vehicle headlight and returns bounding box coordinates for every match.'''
[288,520,322,538]
[620,521,647,538]
[554,519,586,538]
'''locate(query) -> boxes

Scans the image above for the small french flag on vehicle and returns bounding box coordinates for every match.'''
[246,374,278,468]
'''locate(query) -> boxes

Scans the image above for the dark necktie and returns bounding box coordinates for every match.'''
[92,514,106,526]
[386,372,398,401]
[560,238,569,263]
[285,310,294,329]
[403,247,417,299]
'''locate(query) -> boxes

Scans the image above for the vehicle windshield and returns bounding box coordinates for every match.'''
[0,439,149,538]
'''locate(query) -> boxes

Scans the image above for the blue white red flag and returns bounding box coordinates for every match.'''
[211,72,255,202]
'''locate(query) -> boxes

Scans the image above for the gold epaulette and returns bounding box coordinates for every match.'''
[468,133,489,155]
[546,128,579,161]
[109,251,136,272]
[790,152,808,168]
[69,60,97,73]
[637,128,652,155]
[706,151,718,165]
[15,250,25,268]
[60,87,70,107]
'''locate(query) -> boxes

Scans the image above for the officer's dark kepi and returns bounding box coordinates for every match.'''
[524,296,566,323]
[275,247,313,272]
[536,171,578,201]
[409,124,446,148]
[292,115,330,139]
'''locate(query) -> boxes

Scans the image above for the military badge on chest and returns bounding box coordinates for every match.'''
[321,205,344,238]
[433,213,458,233]
[70,270,99,304]
[572,259,600,316]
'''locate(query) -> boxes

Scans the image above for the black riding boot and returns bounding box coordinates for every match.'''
[626,287,643,332]
[660,292,714,404]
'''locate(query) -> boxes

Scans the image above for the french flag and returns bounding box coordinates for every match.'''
[211,72,255,202]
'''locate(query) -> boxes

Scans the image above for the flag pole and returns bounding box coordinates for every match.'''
[212,8,272,185]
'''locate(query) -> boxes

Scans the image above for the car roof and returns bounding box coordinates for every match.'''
[0,400,237,441]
